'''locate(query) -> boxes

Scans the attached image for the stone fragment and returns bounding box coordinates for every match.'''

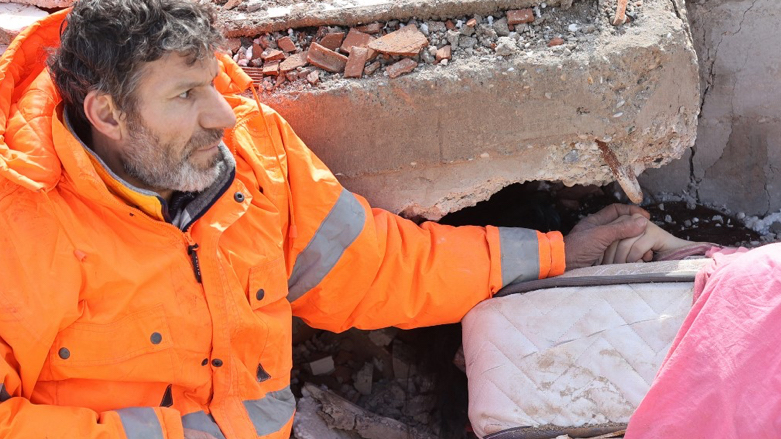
[494,37,517,56]
[459,36,478,49]
[460,24,475,37]
[279,51,308,72]
[306,70,320,85]
[0,3,48,45]
[435,45,451,63]
[226,38,242,54]
[386,58,417,79]
[261,49,285,61]
[446,30,460,47]
[277,36,297,53]
[274,74,286,87]
[368,24,428,57]
[364,61,381,75]
[493,17,510,36]
[307,42,348,73]
[353,362,373,395]
[506,9,535,25]
[309,356,335,375]
[262,60,280,76]
[548,37,565,47]
[367,328,398,347]
[340,28,374,55]
[427,21,446,33]
[223,0,240,10]
[392,340,415,379]
[318,32,344,51]
[344,46,369,78]
[355,22,382,34]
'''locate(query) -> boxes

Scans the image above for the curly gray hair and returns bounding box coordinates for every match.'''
[48,0,226,135]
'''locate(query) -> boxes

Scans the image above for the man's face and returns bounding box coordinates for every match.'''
[117,53,237,193]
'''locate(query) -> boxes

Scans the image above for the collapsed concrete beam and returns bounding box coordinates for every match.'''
[221,0,572,36]
[258,0,699,220]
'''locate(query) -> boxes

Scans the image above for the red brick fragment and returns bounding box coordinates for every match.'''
[340,28,375,55]
[280,51,308,72]
[223,0,240,10]
[277,36,297,53]
[344,47,369,78]
[364,61,381,75]
[445,20,455,30]
[226,38,242,54]
[386,58,417,79]
[319,32,345,51]
[262,60,280,76]
[251,43,264,61]
[355,22,382,34]
[307,70,320,85]
[506,9,535,25]
[548,37,565,47]
[261,49,285,61]
[435,45,451,63]
[256,35,272,49]
[307,42,348,73]
[368,24,428,57]
[466,18,477,27]
[274,74,286,87]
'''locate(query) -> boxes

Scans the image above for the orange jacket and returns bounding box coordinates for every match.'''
[0,10,565,439]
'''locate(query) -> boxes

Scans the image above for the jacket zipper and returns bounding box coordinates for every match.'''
[185,232,203,283]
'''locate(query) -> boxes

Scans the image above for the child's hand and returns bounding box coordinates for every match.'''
[600,214,697,264]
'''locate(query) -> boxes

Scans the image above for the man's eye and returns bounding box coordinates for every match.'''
[178,90,191,99]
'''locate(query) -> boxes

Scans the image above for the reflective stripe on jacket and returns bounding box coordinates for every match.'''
[0,9,565,439]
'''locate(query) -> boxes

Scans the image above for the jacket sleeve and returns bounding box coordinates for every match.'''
[254,106,565,333]
[0,347,183,438]
[0,186,184,439]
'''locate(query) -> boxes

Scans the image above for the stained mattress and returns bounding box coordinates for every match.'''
[462,259,711,439]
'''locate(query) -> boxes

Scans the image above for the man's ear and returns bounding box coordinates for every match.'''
[83,91,124,141]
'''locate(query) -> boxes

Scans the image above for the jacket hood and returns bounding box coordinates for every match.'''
[0,9,253,193]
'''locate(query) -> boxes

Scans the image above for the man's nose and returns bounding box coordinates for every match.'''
[200,87,237,131]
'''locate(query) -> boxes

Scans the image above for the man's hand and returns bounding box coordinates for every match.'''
[601,215,700,264]
[563,204,650,270]
[184,429,219,439]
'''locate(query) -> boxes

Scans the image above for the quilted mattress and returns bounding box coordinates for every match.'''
[462,259,711,439]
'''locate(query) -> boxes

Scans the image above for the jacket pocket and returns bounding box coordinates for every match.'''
[248,257,289,309]
[47,304,176,382]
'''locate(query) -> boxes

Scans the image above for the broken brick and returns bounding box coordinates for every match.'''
[274,74,286,87]
[307,42,348,73]
[355,22,382,34]
[251,42,264,61]
[386,58,417,79]
[226,38,242,54]
[506,9,535,25]
[277,36,297,53]
[368,24,428,57]
[279,50,308,72]
[223,0,240,10]
[261,49,285,61]
[344,46,369,79]
[435,45,452,63]
[262,60,280,76]
[548,37,565,47]
[466,18,477,27]
[364,61,381,75]
[445,20,455,30]
[309,356,335,375]
[340,28,374,55]
[306,70,320,85]
[318,32,345,51]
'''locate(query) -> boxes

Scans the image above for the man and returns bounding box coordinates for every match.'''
[0,0,648,437]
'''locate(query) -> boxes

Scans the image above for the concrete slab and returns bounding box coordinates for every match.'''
[221,0,572,36]
[257,0,700,219]
[0,0,72,9]
[0,3,48,45]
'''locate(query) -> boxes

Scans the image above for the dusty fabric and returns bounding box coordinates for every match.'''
[625,245,781,438]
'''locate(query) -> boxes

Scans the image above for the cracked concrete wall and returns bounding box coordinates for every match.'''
[640,0,781,216]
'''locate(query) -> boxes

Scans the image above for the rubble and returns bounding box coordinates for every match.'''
[0,3,47,45]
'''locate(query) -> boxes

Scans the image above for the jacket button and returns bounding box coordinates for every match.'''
[150,332,163,344]
[256,288,265,301]
[211,359,224,367]
[201,358,208,366]
[58,348,70,360]
[234,192,245,202]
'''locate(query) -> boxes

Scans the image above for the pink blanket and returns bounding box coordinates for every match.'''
[626,244,781,438]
